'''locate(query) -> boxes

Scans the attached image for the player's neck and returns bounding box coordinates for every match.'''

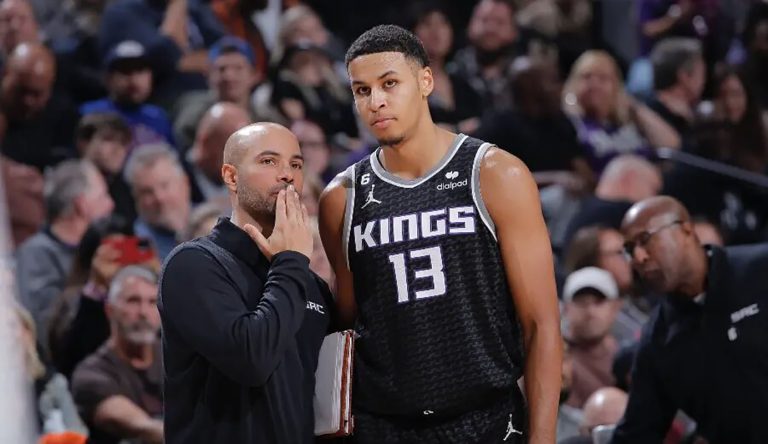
[379,124,457,180]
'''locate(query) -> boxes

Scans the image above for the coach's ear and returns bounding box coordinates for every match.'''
[420,66,434,98]
[222,163,238,193]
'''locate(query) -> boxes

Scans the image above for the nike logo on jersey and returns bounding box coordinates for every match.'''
[353,206,476,252]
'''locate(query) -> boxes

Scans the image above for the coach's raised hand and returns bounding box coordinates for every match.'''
[244,185,313,260]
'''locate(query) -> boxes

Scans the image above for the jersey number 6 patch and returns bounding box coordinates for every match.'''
[388,246,446,303]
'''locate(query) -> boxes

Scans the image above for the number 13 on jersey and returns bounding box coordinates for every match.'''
[388,246,446,303]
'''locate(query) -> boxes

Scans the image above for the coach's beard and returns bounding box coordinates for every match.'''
[238,183,289,223]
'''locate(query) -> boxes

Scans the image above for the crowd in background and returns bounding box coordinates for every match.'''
[2,0,766,442]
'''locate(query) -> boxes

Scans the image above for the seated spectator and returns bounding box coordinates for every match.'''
[557,340,583,443]
[271,42,358,138]
[562,154,662,250]
[1,42,79,171]
[565,226,652,344]
[124,143,192,260]
[0,0,40,62]
[474,57,592,190]
[209,0,270,79]
[562,267,620,409]
[98,0,226,107]
[15,159,113,351]
[647,37,706,145]
[579,387,628,442]
[71,265,163,444]
[173,37,268,152]
[13,303,88,442]
[563,50,681,175]
[178,201,228,242]
[48,215,158,379]
[408,1,482,133]
[291,119,333,183]
[75,112,135,222]
[39,0,110,103]
[1,155,44,247]
[448,0,521,111]
[702,67,768,173]
[741,2,768,109]
[187,102,251,203]
[275,4,346,67]
[80,41,175,151]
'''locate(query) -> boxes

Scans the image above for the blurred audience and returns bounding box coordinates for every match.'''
[124,143,191,260]
[80,40,176,151]
[173,36,265,152]
[71,265,163,444]
[16,159,113,350]
[562,267,620,409]
[187,102,251,203]
[409,1,482,133]
[563,50,681,175]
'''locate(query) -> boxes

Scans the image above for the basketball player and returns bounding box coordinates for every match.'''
[318,25,561,443]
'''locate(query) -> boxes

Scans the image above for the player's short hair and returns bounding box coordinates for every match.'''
[345,24,429,68]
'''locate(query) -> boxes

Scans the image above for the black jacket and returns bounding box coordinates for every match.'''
[612,244,768,444]
[158,218,334,443]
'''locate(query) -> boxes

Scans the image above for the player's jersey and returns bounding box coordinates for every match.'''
[342,134,524,419]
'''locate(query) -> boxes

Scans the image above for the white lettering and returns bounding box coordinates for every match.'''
[730,303,760,323]
[380,218,391,245]
[449,206,476,234]
[393,214,419,242]
[421,209,447,238]
[354,221,377,252]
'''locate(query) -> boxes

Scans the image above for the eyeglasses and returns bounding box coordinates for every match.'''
[622,220,683,259]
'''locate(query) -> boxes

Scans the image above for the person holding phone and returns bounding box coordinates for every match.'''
[158,122,335,443]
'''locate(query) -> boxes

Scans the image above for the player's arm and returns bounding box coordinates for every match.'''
[480,148,562,444]
[318,172,357,328]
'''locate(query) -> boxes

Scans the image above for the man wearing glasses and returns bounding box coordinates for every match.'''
[610,195,768,444]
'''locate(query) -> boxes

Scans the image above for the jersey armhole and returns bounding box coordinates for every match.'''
[471,143,498,242]
[341,164,356,270]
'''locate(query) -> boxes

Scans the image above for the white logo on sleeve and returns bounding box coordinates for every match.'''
[306,301,325,314]
[362,184,383,208]
[730,303,759,323]
[504,414,523,440]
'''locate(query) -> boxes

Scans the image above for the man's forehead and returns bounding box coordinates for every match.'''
[348,52,414,80]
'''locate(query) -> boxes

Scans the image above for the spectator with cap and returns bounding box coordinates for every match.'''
[562,266,621,409]
[172,36,270,152]
[80,40,175,151]
[209,0,269,79]
[15,159,114,350]
[98,0,226,107]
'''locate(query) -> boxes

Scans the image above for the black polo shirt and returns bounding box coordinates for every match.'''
[159,218,334,444]
[612,244,768,444]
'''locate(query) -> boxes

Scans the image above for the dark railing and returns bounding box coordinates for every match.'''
[656,147,768,190]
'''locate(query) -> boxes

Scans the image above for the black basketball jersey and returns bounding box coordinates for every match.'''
[342,134,524,419]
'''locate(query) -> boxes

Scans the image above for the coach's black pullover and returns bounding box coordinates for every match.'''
[158,218,333,444]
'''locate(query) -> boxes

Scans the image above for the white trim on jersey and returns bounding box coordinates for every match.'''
[369,134,469,189]
[341,164,356,270]
[471,142,498,242]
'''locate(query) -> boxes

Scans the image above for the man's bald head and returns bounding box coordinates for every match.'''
[193,102,251,180]
[581,387,628,434]
[621,195,691,236]
[0,0,39,56]
[223,122,299,167]
[621,196,704,294]
[1,42,55,120]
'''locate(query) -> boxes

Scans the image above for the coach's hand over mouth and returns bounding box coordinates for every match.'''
[244,185,314,260]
